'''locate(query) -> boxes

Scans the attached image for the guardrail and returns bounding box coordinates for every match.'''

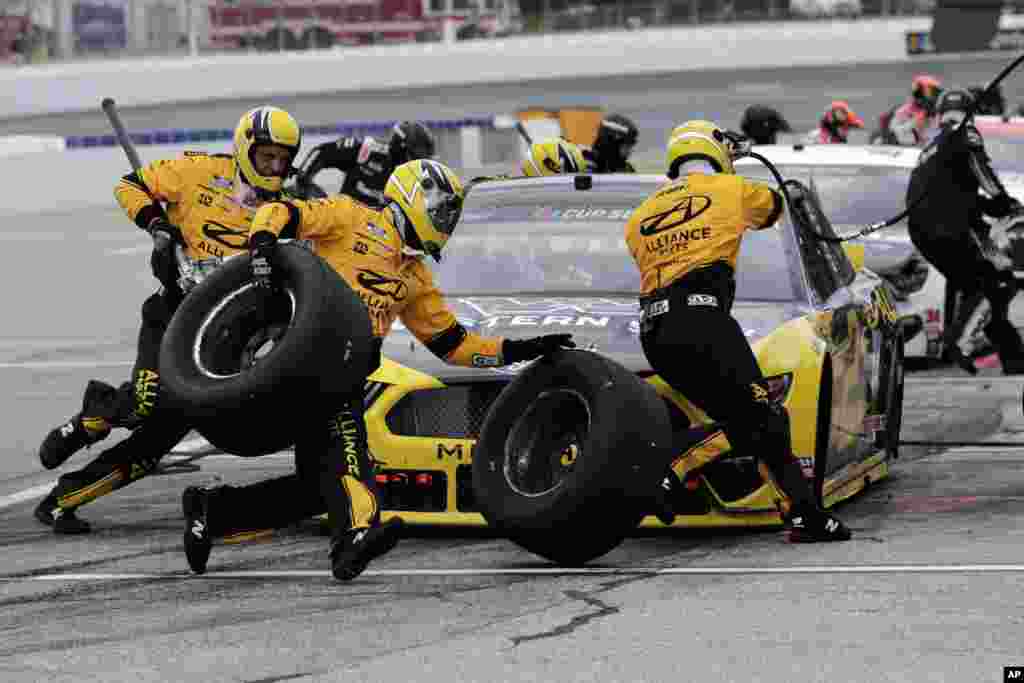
[1,17,930,120]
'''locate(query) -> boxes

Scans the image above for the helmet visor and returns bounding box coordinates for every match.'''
[425,186,462,236]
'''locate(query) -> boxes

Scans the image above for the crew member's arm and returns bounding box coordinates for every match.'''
[741,178,784,230]
[307,136,362,176]
[250,195,358,242]
[114,156,188,235]
[399,260,573,367]
[966,125,1018,218]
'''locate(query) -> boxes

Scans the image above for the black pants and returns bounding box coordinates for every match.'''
[203,393,379,542]
[908,222,1024,368]
[56,289,191,509]
[640,291,818,513]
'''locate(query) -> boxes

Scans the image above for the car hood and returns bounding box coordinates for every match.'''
[380,295,809,382]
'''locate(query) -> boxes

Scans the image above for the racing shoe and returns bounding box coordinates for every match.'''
[38,414,111,470]
[785,509,852,543]
[33,492,91,534]
[182,486,215,574]
[651,475,677,526]
[330,517,404,582]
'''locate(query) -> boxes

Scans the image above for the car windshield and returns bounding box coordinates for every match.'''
[435,180,802,302]
[743,164,912,236]
[975,131,1024,177]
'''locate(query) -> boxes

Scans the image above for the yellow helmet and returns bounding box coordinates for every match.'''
[384,159,465,262]
[233,106,302,195]
[521,138,588,177]
[665,119,734,179]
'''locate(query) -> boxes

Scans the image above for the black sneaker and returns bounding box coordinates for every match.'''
[182,486,214,574]
[38,415,111,470]
[652,475,677,526]
[330,517,404,582]
[33,493,92,534]
[786,511,852,543]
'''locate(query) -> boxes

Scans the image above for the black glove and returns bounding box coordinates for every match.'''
[502,334,576,364]
[147,217,183,249]
[146,218,183,291]
[249,230,279,289]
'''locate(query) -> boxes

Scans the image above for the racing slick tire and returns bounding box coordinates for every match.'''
[159,243,376,456]
[472,349,674,565]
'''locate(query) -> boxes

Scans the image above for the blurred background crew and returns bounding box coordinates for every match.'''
[293,120,435,206]
[807,100,864,144]
[740,105,793,145]
[906,88,1024,375]
[583,113,638,172]
[890,74,944,146]
[522,138,588,176]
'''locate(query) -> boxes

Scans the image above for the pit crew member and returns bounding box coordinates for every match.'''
[625,119,852,542]
[522,137,588,176]
[182,159,576,581]
[293,120,435,206]
[806,100,864,144]
[582,113,638,173]
[885,74,943,146]
[32,106,301,535]
[740,105,793,145]
[906,88,1024,374]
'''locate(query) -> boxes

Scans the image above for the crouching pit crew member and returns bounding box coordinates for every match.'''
[625,119,851,543]
[181,159,576,581]
[33,106,301,534]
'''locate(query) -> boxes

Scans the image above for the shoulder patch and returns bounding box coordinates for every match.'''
[342,137,358,149]
[183,151,209,157]
[965,126,984,148]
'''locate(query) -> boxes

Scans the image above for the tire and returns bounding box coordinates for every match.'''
[159,244,376,456]
[471,350,674,565]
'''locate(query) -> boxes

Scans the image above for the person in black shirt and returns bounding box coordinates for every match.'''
[294,121,436,207]
[906,88,1024,374]
[582,113,638,173]
[739,105,793,145]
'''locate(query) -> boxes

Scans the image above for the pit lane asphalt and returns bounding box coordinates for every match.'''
[4,55,1024,682]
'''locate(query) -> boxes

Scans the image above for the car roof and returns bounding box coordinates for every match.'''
[735,144,921,169]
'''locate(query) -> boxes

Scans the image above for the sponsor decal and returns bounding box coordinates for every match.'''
[686,294,717,307]
[797,457,815,480]
[458,297,638,317]
[356,269,409,301]
[638,195,713,237]
[211,176,233,190]
[644,226,712,255]
[474,315,611,329]
[353,241,369,255]
[471,354,501,367]
[531,207,634,221]
[202,221,249,250]
[437,443,468,460]
[365,222,390,239]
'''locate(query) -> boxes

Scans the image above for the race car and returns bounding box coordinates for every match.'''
[355,172,903,543]
[734,144,943,358]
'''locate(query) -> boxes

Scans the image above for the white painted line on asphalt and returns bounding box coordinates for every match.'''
[0,360,133,369]
[105,245,149,256]
[0,482,54,510]
[9,565,1024,582]
[906,376,1024,386]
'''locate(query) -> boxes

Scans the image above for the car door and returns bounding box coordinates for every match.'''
[789,182,888,473]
